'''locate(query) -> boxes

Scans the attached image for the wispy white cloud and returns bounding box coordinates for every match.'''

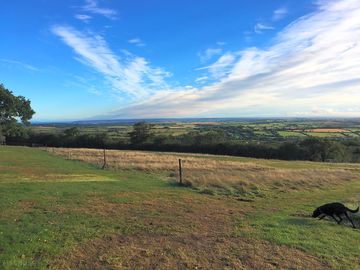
[128,38,146,47]
[254,23,275,34]
[198,48,223,63]
[243,31,253,42]
[51,25,171,98]
[65,75,103,96]
[195,76,209,84]
[107,0,360,118]
[82,0,117,20]
[196,53,237,79]
[289,107,360,117]
[0,59,39,72]
[74,14,92,23]
[273,7,288,21]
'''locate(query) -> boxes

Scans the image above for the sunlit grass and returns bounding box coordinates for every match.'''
[46,147,360,196]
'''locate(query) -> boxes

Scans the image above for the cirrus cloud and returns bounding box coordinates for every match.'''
[105,0,360,119]
[82,0,117,20]
[52,25,171,99]
[273,7,288,21]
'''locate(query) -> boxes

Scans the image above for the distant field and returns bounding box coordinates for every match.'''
[1,146,360,269]
[302,129,350,133]
[304,132,346,138]
[278,131,306,137]
[29,119,360,142]
[288,128,360,138]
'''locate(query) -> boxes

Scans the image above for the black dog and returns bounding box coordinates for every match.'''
[312,202,359,228]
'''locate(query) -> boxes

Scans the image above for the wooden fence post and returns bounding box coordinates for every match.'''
[178,159,183,185]
[102,149,107,169]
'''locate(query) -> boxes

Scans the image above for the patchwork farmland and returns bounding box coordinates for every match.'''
[29,119,360,143]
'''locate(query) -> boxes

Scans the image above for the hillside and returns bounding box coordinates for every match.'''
[0,146,359,269]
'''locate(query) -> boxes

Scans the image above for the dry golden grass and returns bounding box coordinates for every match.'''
[44,147,360,196]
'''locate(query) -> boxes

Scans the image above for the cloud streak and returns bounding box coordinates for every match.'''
[128,38,146,47]
[196,53,238,80]
[198,48,223,63]
[0,59,39,72]
[52,25,171,99]
[74,14,92,23]
[254,23,275,34]
[273,7,288,21]
[82,0,117,20]
[108,0,360,118]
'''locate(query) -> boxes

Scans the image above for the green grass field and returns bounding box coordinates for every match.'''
[277,131,306,137]
[303,132,346,138]
[1,146,359,269]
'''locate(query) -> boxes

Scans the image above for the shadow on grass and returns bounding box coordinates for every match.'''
[300,216,360,229]
[166,180,193,189]
[286,217,314,227]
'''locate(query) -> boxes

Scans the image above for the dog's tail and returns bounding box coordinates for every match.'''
[346,206,359,213]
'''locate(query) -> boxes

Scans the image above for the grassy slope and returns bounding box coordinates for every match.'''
[235,184,360,268]
[0,147,173,269]
[0,146,359,269]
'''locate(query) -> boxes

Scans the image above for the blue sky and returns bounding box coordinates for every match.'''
[1,0,360,120]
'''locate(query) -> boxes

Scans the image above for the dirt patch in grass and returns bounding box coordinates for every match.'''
[0,199,39,219]
[18,199,38,209]
[51,234,329,270]
[74,192,252,236]
[76,197,127,218]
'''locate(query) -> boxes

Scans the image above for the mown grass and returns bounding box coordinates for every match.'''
[234,182,360,269]
[0,146,181,269]
[1,146,360,269]
[0,180,187,269]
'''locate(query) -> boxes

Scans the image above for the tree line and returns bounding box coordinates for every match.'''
[5,121,360,163]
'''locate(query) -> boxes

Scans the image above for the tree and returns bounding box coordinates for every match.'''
[0,84,35,139]
[0,127,5,145]
[64,127,80,137]
[277,142,306,160]
[129,121,152,145]
[195,130,227,145]
[299,138,348,162]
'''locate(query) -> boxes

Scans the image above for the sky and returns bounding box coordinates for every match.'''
[1,0,360,121]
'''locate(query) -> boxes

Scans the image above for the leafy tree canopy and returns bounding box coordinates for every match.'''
[64,127,80,137]
[0,84,35,137]
[129,121,152,145]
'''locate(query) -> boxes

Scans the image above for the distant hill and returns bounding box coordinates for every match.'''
[30,117,359,126]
